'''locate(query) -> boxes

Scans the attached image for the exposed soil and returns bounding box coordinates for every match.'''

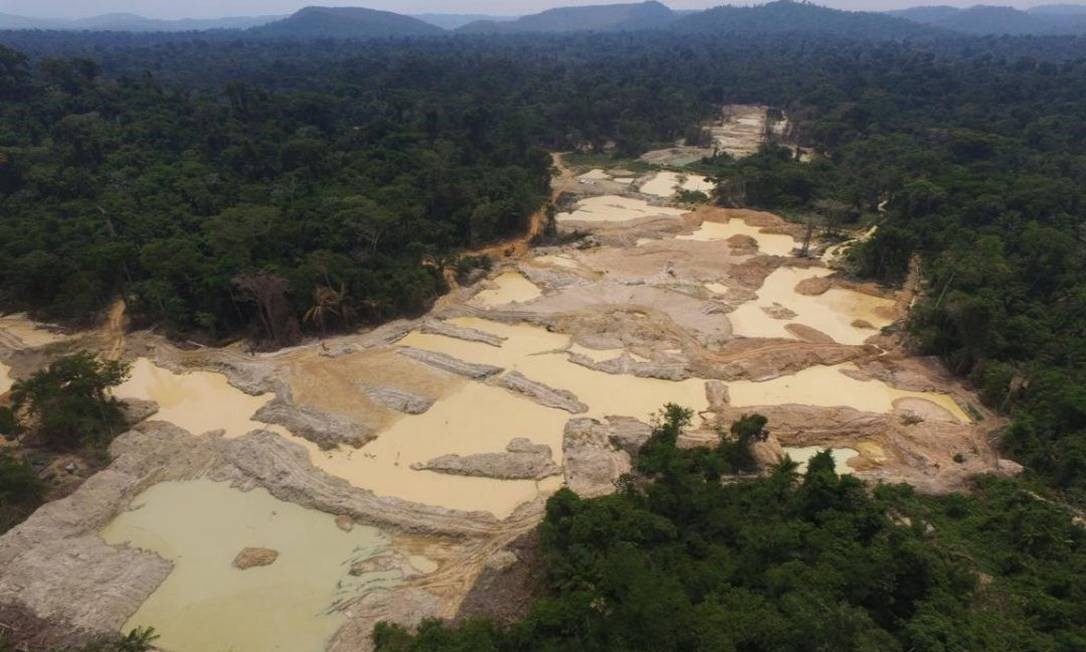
[0,142,1021,651]
[453,530,545,625]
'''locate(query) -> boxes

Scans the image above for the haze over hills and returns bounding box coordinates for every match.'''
[4,1,1086,39]
[1029,3,1086,12]
[0,12,279,32]
[457,0,676,33]
[889,3,1086,34]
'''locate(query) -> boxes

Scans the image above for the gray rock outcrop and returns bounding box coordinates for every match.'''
[412,438,560,480]
[420,320,506,347]
[358,384,435,414]
[119,398,159,426]
[604,416,653,456]
[496,371,587,414]
[398,347,503,379]
[562,418,632,498]
[254,399,372,449]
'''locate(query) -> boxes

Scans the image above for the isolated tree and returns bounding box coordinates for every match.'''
[721,413,769,473]
[232,273,301,347]
[304,283,353,336]
[10,352,130,450]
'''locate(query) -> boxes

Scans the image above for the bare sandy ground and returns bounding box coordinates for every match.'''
[0,150,1021,651]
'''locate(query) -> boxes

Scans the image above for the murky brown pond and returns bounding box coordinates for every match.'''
[114,358,282,438]
[782,445,859,475]
[728,267,894,345]
[640,171,714,198]
[676,218,797,256]
[728,363,969,422]
[556,195,686,223]
[101,479,398,652]
[471,271,543,307]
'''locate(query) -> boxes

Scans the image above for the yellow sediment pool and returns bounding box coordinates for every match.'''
[400,318,709,420]
[728,266,895,346]
[113,358,281,438]
[728,363,969,422]
[676,219,797,257]
[113,358,565,517]
[471,271,543,307]
[101,479,398,652]
[639,171,714,198]
[556,195,686,223]
[782,446,859,475]
[297,380,570,516]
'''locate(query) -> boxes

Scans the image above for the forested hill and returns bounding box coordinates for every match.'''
[671,1,945,38]
[251,6,445,38]
[890,4,1086,35]
[457,1,675,33]
[0,1,950,41]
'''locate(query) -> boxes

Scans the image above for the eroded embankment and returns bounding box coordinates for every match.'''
[0,150,1021,651]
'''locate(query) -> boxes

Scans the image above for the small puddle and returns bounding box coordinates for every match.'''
[556,195,686,223]
[728,267,894,346]
[782,446,859,475]
[727,363,969,422]
[471,272,542,307]
[114,358,280,438]
[676,219,797,256]
[101,479,398,652]
[639,171,714,198]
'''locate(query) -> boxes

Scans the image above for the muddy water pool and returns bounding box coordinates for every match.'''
[676,219,797,256]
[556,195,686,223]
[101,479,397,652]
[114,358,282,438]
[728,363,969,422]
[782,446,859,475]
[728,267,894,346]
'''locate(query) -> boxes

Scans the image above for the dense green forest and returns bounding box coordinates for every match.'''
[0,43,555,345]
[377,407,1086,651]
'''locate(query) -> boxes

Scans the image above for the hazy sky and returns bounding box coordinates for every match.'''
[0,0,1049,20]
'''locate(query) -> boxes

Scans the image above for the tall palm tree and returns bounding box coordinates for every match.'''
[304,283,357,337]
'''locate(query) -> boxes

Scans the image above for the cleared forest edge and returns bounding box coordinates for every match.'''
[0,145,1020,650]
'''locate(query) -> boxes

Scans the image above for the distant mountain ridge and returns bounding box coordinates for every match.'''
[251,6,444,38]
[0,12,279,32]
[1028,3,1086,13]
[411,13,518,30]
[889,3,1086,34]
[7,1,1085,40]
[457,1,676,33]
[670,1,945,38]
